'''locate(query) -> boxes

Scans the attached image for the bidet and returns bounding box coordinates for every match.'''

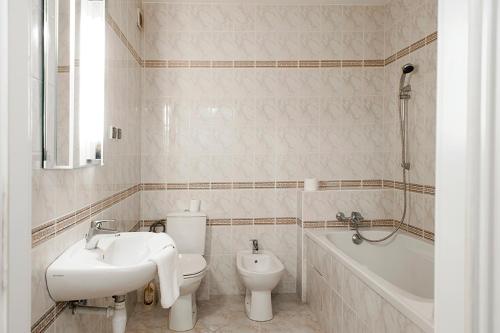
[236,250,284,321]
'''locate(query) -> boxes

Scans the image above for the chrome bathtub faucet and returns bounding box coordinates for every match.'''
[337,212,365,245]
[336,211,364,228]
[350,212,364,227]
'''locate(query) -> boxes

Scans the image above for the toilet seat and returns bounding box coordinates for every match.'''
[178,254,207,278]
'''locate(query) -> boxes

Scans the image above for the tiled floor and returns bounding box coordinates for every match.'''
[125,294,322,333]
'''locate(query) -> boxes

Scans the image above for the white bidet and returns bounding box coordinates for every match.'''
[236,250,284,321]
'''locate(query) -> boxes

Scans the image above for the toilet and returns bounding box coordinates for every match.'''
[236,250,284,321]
[166,211,208,332]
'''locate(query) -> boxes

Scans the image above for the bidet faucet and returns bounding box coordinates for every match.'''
[250,239,259,254]
[85,219,118,249]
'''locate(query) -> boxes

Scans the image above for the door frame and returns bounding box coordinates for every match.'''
[435,0,500,332]
[0,0,32,331]
[0,0,7,327]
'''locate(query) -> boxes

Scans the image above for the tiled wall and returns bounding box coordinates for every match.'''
[384,0,437,235]
[202,222,297,297]
[295,0,437,232]
[140,1,389,299]
[141,3,388,184]
[29,0,437,331]
[140,1,437,301]
[295,0,437,305]
[30,0,143,331]
[141,185,300,297]
[299,181,435,239]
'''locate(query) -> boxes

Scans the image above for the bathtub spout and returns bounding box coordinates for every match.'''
[352,234,363,245]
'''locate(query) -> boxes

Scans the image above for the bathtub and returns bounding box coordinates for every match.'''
[305,228,434,333]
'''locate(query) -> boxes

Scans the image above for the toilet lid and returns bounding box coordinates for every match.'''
[179,254,207,277]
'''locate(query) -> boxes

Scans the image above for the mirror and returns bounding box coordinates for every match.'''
[43,0,105,169]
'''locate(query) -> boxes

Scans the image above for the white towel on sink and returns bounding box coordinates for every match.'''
[150,244,181,308]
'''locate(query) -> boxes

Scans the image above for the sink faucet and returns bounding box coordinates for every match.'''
[250,239,259,254]
[85,220,118,249]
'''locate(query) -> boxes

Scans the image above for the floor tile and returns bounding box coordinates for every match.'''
[125,294,323,333]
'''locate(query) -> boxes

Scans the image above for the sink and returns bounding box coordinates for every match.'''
[46,232,176,301]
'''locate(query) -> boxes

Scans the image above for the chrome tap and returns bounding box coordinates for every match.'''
[350,212,364,227]
[250,239,259,254]
[336,212,347,222]
[85,219,118,249]
[336,211,364,228]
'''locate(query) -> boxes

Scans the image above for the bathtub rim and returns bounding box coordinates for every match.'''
[305,228,434,333]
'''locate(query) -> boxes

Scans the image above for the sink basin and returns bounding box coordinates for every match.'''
[46,232,176,301]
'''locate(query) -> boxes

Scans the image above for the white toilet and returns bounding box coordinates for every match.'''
[236,250,285,321]
[166,211,208,332]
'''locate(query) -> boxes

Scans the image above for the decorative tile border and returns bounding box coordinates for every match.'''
[300,218,434,242]
[31,302,68,333]
[142,181,299,191]
[39,214,295,244]
[141,216,432,242]
[302,218,394,229]
[32,185,140,247]
[212,217,297,226]
[106,13,143,67]
[32,179,434,248]
[107,12,436,72]
[385,31,438,66]
[141,32,437,69]
[143,59,386,69]
[141,179,435,194]
[141,217,297,227]
[130,221,142,232]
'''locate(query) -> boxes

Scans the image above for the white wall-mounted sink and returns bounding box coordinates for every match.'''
[46,232,176,301]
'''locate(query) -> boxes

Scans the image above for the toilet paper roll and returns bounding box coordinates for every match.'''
[189,199,201,212]
[304,178,318,191]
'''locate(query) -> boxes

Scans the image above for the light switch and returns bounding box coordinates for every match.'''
[109,126,117,139]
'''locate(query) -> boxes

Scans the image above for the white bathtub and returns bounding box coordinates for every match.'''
[305,228,434,332]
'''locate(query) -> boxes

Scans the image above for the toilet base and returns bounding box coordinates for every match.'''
[168,293,198,331]
[244,289,273,321]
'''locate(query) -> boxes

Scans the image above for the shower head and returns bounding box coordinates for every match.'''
[399,63,415,91]
[402,63,414,74]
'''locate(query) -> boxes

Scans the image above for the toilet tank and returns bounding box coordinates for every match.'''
[166,211,207,254]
